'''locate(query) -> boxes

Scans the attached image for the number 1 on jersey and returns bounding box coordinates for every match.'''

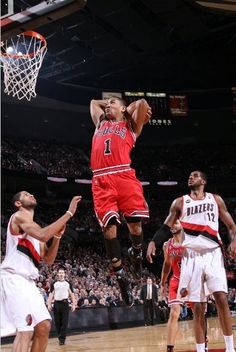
[104,139,111,155]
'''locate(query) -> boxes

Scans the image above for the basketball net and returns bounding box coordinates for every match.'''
[1,31,47,101]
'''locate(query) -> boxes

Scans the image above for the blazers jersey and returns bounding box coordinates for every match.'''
[1,214,41,279]
[180,192,220,250]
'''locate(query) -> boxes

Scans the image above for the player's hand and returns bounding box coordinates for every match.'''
[146,241,156,263]
[144,106,152,124]
[67,196,82,216]
[71,305,76,312]
[160,284,167,300]
[47,303,52,311]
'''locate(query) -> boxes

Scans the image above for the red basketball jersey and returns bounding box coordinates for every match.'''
[90,119,136,174]
[166,238,184,279]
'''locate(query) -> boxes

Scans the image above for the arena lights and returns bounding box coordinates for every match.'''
[124,92,166,97]
[47,177,67,182]
[75,179,92,184]
[157,181,178,186]
[46,178,177,186]
[146,92,166,97]
[141,181,150,186]
[124,92,145,97]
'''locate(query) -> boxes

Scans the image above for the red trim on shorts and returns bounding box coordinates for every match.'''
[168,299,183,306]
[93,164,131,177]
[124,210,149,218]
[102,211,121,227]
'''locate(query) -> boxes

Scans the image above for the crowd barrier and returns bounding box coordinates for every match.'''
[51,304,162,332]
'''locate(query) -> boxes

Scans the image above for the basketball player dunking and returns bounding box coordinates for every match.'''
[90,97,151,306]
[147,171,236,352]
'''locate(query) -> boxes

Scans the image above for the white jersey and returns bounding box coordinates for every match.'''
[1,214,41,279]
[51,280,72,301]
[180,192,220,250]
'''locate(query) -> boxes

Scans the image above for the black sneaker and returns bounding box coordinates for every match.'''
[116,269,134,307]
[128,247,142,280]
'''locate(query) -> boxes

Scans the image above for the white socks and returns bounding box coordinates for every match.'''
[224,335,235,352]
[196,343,205,352]
[196,335,235,352]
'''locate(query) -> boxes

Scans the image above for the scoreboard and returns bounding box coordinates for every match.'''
[103,91,188,127]
[124,92,168,117]
[102,89,236,127]
[124,91,188,126]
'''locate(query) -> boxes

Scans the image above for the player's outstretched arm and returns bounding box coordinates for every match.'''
[40,225,66,265]
[146,198,182,263]
[16,196,82,243]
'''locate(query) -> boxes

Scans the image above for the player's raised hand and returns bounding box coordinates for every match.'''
[67,196,82,216]
[146,240,156,263]
[144,105,152,124]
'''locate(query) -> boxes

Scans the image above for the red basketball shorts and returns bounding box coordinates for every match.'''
[92,170,149,227]
[168,276,182,306]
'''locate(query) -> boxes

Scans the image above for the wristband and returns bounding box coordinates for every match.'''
[152,224,171,247]
[54,235,61,239]
[66,210,73,217]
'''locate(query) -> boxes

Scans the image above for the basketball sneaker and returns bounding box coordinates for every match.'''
[128,247,142,280]
[116,269,134,307]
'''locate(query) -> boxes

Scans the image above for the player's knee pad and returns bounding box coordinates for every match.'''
[104,238,121,263]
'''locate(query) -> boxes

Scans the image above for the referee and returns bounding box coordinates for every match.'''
[47,267,76,345]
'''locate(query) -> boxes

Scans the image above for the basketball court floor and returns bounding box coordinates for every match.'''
[2,316,236,351]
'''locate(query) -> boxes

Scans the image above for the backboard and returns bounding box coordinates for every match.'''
[1,0,87,41]
[1,0,87,101]
[1,0,14,19]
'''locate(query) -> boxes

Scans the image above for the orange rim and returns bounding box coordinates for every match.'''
[0,30,47,59]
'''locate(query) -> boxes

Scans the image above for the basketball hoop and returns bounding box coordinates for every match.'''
[0,31,47,101]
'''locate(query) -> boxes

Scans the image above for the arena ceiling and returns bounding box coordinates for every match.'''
[8,0,236,91]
